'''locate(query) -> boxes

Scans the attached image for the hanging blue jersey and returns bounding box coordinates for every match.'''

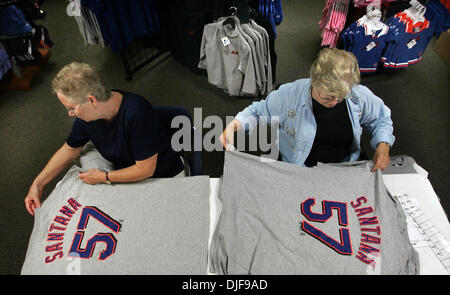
[342,20,393,73]
[258,0,283,39]
[424,0,450,36]
[381,13,435,69]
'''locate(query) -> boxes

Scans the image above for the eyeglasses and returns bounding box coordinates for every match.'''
[317,91,352,103]
[66,103,83,115]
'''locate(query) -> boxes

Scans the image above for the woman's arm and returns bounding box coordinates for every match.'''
[356,85,395,171]
[221,83,294,149]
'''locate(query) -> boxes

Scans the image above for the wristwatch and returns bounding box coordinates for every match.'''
[105,171,112,184]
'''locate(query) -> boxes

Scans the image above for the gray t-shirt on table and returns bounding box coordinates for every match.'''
[210,151,419,275]
[21,166,210,275]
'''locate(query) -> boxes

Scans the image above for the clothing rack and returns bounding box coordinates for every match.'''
[71,0,168,81]
[119,33,169,81]
[0,32,32,40]
[229,0,251,23]
[0,0,51,89]
[117,0,171,81]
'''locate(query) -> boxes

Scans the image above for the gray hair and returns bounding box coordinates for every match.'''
[52,62,111,103]
[310,48,360,98]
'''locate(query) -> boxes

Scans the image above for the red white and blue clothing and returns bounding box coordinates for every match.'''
[342,16,393,73]
[380,11,434,69]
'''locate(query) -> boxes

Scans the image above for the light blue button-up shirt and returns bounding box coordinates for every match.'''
[235,78,395,166]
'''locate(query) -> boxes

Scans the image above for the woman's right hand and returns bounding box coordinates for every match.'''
[220,128,234,151]
[220,119,243,151]
[25,183,43,216]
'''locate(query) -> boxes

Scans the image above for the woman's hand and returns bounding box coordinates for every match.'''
[371,142,390,171]
[78,169,106,185]
[219,128,235,151]
[220,119,242,150]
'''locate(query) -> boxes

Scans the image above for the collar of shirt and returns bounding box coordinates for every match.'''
[218,16,241,38]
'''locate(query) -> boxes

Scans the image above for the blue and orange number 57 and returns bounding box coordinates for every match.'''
[69,206,121,260]
[301,198,353,255]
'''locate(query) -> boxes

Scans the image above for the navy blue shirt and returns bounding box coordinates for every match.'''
[66,90,184,178]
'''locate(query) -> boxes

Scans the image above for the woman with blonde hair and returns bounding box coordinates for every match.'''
[220,48,394,170]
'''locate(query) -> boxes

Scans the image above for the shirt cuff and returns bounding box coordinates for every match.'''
[235,111,258,133]
[370,133,395,150]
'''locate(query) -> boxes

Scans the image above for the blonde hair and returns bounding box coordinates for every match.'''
[52,62,111,103]
[310,48,360,98]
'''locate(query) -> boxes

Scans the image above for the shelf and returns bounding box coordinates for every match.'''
[0,48,51,91]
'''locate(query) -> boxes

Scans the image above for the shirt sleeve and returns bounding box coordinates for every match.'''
[239,35,258,96]
[66,118,90,148]
[355,85,396,149]
[128,103,160,161]
[235,82,291,133]
[198,24,211,70]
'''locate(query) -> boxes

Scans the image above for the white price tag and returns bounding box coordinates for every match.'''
[221,36,231,47]
[366,41,376,51]
[407,39,417,49]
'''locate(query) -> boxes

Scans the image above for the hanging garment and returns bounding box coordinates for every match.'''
[199,16,255,96]
[31,25,53,49]
[250,8,277,84]
[381,6,436,69]
[249,19,273,93]
[166,0,226,74]
[1,34,42,66]
[342,14,394,73]
[167,0,210,74]
[0,3,52,67]
[198,15,273,97]
[67,0,105,47]
[353,0,397,7]
[21,166,210,275]
[320,0,350,48]
[0,5,33,36]
[0,44,11,81]
[210,151,420,275]
[80,0,160,52]
[255,0,283,39]
[441,0,450,11]
[379,0,449,69]
[425,0,450,35]
[240,22,265,95]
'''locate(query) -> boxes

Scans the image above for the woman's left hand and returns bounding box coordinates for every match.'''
[371,142,390,172]
[78,169,107,184]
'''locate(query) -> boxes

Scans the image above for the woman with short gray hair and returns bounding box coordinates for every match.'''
[220,48,394,171]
